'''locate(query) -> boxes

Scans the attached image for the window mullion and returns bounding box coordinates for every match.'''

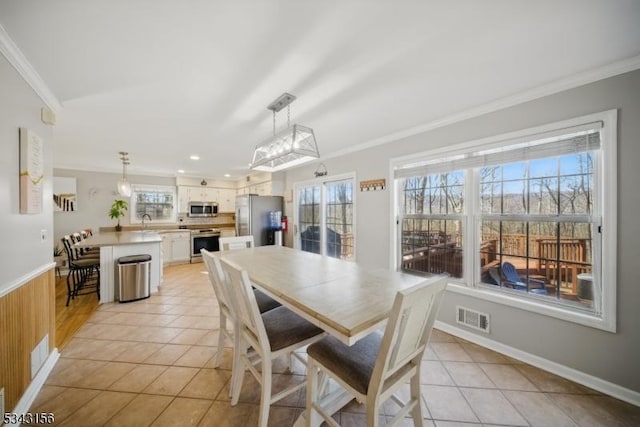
[467,168,479,287]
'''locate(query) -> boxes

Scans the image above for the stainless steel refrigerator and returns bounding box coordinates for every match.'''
[235,195,284,246]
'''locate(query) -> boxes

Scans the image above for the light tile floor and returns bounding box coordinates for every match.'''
[28,263,640,426]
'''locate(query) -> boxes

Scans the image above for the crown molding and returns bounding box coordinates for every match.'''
[325,54,640,161]
[0,23,62,112]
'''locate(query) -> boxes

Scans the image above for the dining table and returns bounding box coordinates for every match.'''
[217,245,445,426]
[216,245,433,346]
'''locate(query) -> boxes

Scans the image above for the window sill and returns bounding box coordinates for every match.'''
[446,282,615,332]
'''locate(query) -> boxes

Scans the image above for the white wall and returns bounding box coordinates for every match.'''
[52,169,175,244]
[283,69,640,394]
[0,53,54,293]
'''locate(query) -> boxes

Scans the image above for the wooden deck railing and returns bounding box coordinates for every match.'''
[536,238,590,292]
[402,231,592,294]
[401,242,463,278]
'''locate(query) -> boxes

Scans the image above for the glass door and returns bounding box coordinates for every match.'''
[295,174,355,260]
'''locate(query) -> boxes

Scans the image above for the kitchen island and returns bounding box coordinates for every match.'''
[74,231,162,303]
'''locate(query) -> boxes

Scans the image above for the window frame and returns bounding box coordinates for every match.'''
[391,110,617,332]
[293,172,357,261]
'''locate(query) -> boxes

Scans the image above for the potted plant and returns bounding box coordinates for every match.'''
[109,199,128,231]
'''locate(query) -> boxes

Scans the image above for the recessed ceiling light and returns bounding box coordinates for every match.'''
[177,169,185,174]
[224,173,231,178]
[190,155,200,160]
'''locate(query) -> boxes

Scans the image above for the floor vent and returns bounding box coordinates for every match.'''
[456,306,490,333]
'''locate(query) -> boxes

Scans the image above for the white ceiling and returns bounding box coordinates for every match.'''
[1,1,639,180]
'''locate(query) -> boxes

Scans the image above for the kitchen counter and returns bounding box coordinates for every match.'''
[99,224,236,233]
[75,231,162,246]
[75,231,162,303]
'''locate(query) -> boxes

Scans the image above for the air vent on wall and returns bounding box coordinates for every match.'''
[456,306,490,333]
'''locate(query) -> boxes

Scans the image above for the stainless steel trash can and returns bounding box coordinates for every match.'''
[117,254,151,302]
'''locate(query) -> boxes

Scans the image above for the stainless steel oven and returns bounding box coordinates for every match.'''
[190,228,220,262]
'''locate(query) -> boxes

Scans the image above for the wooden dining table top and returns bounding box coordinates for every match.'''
[216,245,432,345]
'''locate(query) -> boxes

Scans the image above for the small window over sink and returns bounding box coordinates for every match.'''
[130,184,177,224]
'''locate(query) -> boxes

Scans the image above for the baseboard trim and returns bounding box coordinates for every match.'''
[5,349,60,427]
[434,321,640,407]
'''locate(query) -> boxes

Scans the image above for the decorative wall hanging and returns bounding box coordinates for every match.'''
[360,178,386,192]
[314,163,328,178]
[53,176,77,212]
[19,128,44,214]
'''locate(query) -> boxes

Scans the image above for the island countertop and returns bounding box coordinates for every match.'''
[74,231,162,248]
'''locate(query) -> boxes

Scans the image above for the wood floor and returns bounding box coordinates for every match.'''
[54,270,99,349]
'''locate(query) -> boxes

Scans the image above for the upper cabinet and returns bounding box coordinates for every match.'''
[236,180,272,197]
[177,185,236,213]
[217,188,236,213]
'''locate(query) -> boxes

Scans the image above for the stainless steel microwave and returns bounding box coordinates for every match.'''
[188,201,218,217]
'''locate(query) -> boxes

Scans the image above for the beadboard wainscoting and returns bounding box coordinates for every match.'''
[0,267,56,413]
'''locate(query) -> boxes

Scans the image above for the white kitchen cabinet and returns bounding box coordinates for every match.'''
[187,186,217,202]
[218,188,235,212]
[171,232,191,262]
[161,231,191,264]
[178,185,236,213]
[254,181,271,195]
[236,181,272,196]
[177,186,190,213]
[161,233,172,262]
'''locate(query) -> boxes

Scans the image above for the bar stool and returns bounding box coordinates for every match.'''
[61,235,100,306]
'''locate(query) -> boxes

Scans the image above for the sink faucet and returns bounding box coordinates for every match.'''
[142,214,152,230]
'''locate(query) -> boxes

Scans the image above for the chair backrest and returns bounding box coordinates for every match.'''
[218,258,268,351]
[501,262,520,282]
[201,249,233,314]
[61,235,80,263]
[488,267,502,285]
[369,275,448,396]
[219,235,254,252]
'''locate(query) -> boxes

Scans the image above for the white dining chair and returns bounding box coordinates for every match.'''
[305,275,448,427]
[217,235,281,312]
[219,235,254,251]
[219,257,325,427]
[201,249,235,370]
[201,248,282,396]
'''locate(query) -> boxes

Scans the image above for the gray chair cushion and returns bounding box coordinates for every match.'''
[262,307,323,352]
[307,332,382,395]
[254,289,281,313]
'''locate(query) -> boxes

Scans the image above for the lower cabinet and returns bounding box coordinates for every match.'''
[161,231,191,264]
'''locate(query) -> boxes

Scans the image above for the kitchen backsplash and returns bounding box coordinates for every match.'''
[177,212,235,226]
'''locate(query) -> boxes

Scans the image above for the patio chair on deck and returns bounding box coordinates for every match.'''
[502,262,547,295]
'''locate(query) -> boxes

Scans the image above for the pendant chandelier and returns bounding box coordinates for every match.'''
[250,93,319,172]
[117,151,131,197]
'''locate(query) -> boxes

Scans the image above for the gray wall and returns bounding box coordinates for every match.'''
[0,53,54,293]
[283,69,640,393]
[52,168,175,244]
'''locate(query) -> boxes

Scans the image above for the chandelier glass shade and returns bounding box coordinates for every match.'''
[250,92,319,172]
[251,124,319,172]
[117,152,131,197]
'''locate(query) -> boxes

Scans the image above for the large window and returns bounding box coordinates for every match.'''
[393,111,617,331]
[401,172,464,278]
[295,174,355,260]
